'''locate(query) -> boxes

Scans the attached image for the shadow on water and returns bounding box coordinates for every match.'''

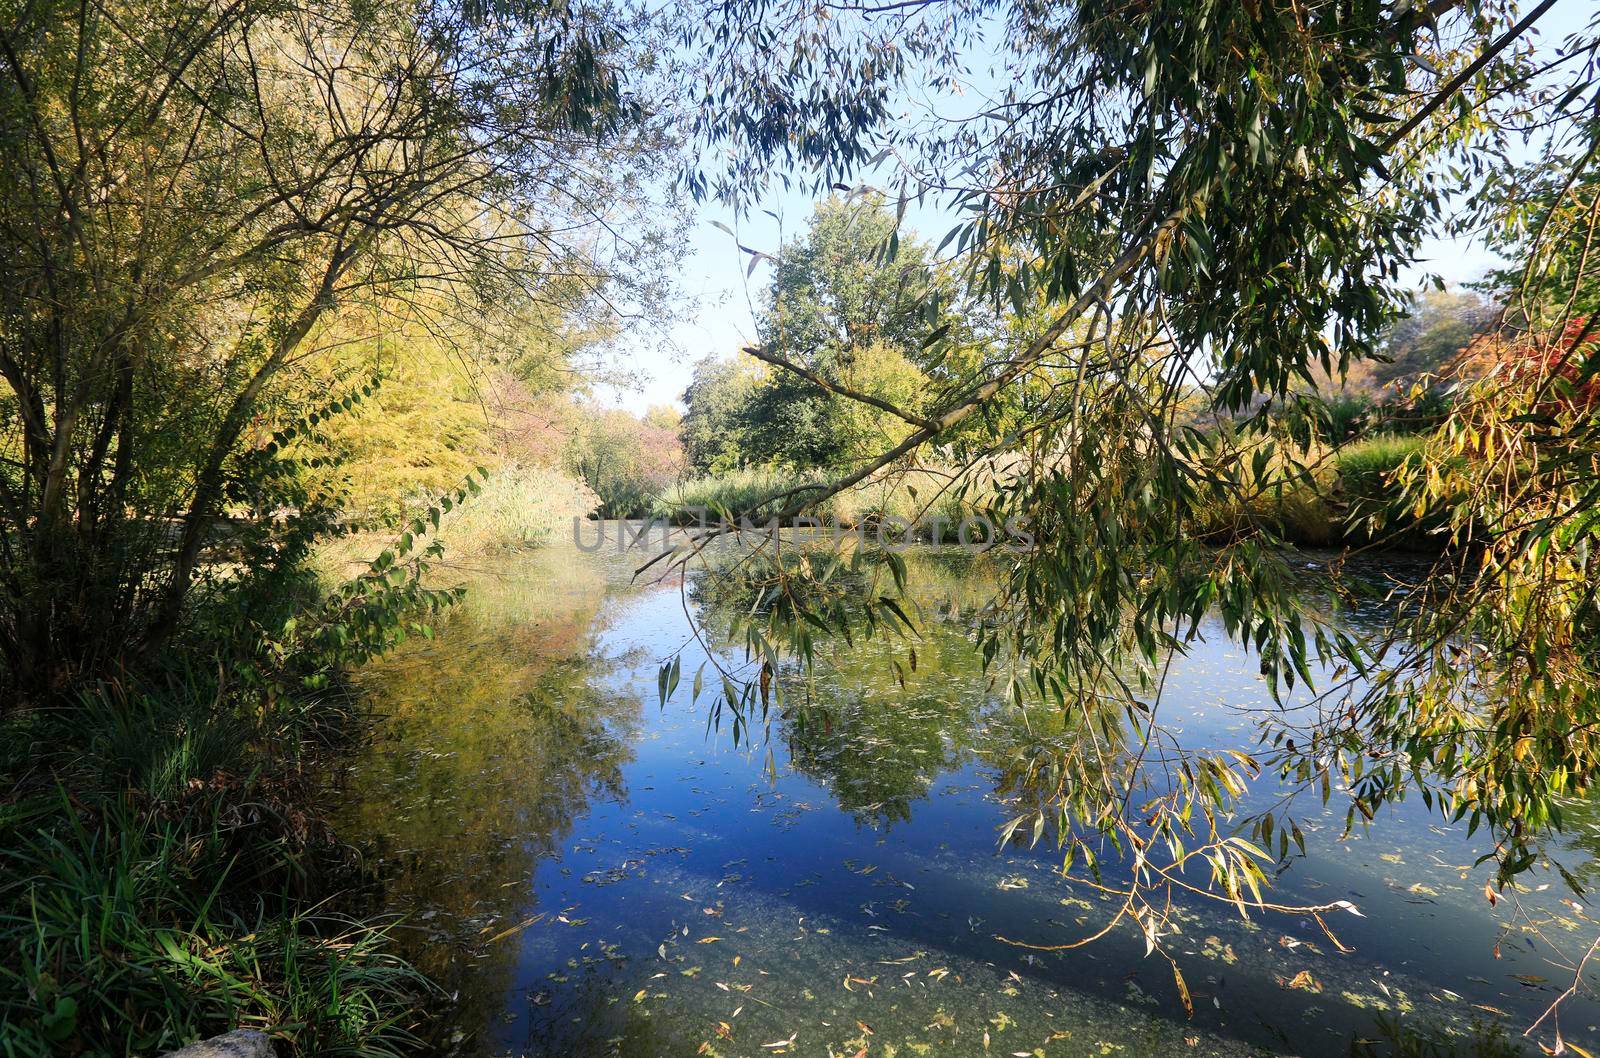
[338,533,1598,1057]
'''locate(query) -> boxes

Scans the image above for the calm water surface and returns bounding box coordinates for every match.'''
[338,532,1600,1057]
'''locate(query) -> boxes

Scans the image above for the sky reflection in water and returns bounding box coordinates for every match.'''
[339,538,1600,1058]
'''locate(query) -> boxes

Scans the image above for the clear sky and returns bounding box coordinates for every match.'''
[593,0,1594,415]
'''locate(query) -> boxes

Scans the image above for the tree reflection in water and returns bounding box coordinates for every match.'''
[341,540,1600,1057]
[338,550,642,1046]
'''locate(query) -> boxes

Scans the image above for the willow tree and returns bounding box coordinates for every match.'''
[668,0,1600,1022]
[0,0,673,697]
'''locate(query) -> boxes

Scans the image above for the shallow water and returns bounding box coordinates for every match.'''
[339,533,1600,1057]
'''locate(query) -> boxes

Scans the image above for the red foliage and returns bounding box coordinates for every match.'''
[1456,316,1600,413]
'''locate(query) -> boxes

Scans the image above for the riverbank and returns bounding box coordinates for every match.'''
[650,434,1439,551]
[0,463,603,1056]
[0,673,430,1055]
[0,539,445,1055]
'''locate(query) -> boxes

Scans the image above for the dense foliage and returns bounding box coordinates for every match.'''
[564,403,686,517]
[0,0,674,700]
[9,0,1600,1049]
[680,198,953,472]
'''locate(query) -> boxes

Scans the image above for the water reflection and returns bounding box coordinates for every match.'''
[339,550,642,1042]
[340,537,1598,1057]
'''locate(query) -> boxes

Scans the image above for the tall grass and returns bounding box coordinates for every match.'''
[1,801,424,1058]
[1334,433,1431,545]
[1189,434,1432,547]
[662,441,1436,551]
[0,672,431,1056]
[316,464,598,576]
[434,464,598,553]
[652,467,811,522]
[1333,433,1426,499]
[653,466,976,532]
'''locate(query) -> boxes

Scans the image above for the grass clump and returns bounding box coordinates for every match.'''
[1,799,423,1058]
[652,467,818,522]
[1190,433,1433,548]
[0,669,432,1055]
[1334,433,1432,546]
[1334,434,1426,499]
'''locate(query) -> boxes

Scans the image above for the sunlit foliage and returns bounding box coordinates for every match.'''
[659,3,1600,1025]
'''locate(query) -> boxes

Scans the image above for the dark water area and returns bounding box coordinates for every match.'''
[337,531,1600,1057]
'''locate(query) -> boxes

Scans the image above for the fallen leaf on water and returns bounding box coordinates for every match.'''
[1277,970,1322,993]
[483,914,546,945]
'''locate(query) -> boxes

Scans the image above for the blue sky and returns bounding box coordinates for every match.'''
[595,0,1594,414]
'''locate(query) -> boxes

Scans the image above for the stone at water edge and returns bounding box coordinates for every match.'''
[158,1029,272,1058]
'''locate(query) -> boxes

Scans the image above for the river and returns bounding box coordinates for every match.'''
[335,528,1600,1057]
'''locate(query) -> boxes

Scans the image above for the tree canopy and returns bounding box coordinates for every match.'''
[681,196,951,471]
[0,0,678,692]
